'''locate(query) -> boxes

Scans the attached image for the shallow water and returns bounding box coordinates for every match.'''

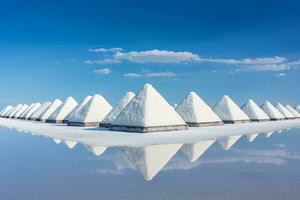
[1,126,300,200]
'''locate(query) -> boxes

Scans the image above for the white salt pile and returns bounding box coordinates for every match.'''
[8,104,23,118]
[175,92,223,127]
[100,92,135,127]
[38,99,63,121]
[212,95,250,124]
[67,94,112,127]
[24,103,41,119]
[260,101,285,120]
[0,105,13,117]
[241,99,270,122]
[285,105,300,118]
[111,84,187,133]
[29,101,52,120]
[275,103,295,119]
[12,104,29,119]
[64,96,92,123]
[46,97,78,123]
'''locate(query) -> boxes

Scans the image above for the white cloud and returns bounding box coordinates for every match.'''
[124,71,177,78]
[115,49,200,63]
[84,58,120,65]
[93,68,112,75]
[235,64,290,72]
[200,56,286,65]
[88,47,122,53]
[274,73,287,77]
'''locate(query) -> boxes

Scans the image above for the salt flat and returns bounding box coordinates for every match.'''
[0,118,299,147]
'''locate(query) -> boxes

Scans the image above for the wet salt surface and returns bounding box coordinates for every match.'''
[1,126,300,200]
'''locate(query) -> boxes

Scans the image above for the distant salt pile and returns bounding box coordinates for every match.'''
[241,99,270,122]
[3,106,15,118]
[296,106,300,113]
[260,101,285,121]
[275,103,295,119]
[46,97,78,124]
[175,92,223,127]
[212,95,250,124]
[12,104,29,119]
[111,84,187,133]
[67,94,112,127]
[100,92,135,127]
[0,105,13,117]
[18,103,35,119]
[285,105,300,118]
[38,99,63,121]
[8,104,23,118]
[29,101,52,120]
[23,103,41,120]
[64,96,92,123]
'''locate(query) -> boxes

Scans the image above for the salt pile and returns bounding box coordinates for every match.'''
[175,92,223,127]
[46,97,78,123]
[275,103,295,119]
[285,105,300,118]
[118,143,182,180]
[212,95,250,124]
[29,101,52,120]
[241,99,270,122]
[296,106,300,113]
[67,94,112,127]
[38,99,63,121]
[0,105,13,117]
[8,104,23,118]
[260,101,285,120]
[24,103,41,120]
[12,104,29,119]
[64,96,92,123]
[3,106,15,118]
[100,92,135,127]
[111,84,187,133]
[18,103,35,119]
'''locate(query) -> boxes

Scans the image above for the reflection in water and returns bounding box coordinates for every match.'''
[53,138,62,144]
[264,131,274,137]
[246,133,259,142]
[218,135,241,150]
[118,143,182,180]
[181,140,215,162]
[84,145,107,156]
[63,140,78,149]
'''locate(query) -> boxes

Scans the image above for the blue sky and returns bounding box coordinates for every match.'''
[0,0,300,107]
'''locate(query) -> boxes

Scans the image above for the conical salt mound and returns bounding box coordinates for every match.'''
[100,92,135,127]
[218,135,241,150]
[29,101,52,120]
[13,104,29,118]
[295,106,300,113]
[241,99,270,122]
[246,133,259,142]
[67,94,112,127]
[286,105,300,118]
[9,104,23,118]
[212,96,250,124]
[19,103,35,119]
[118,143,182,180]
[84,145,107,156]
[275,103,295,119]
[0,105,13,117]
[181,140,215,162]
[24,103,41,120]
[46,97,78,123]
[175,92,223,127]
[111,84,187,133]
[38,99,63,121]
[3,106,15,118]
[260,101,285,121]
[64,96,92,123]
